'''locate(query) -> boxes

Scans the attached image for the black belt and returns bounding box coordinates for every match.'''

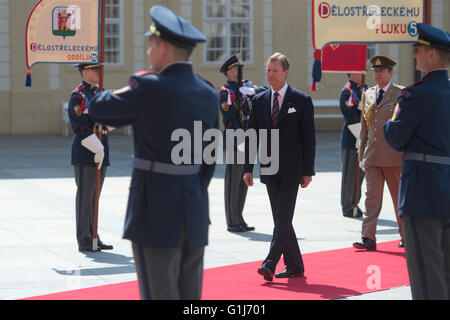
[404,153,450,166]
[132,157,201,175]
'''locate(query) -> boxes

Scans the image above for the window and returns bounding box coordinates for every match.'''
[203,0,253,64]
[367,44,378,61]
[105,0,123,65]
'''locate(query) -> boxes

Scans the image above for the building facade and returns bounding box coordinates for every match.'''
[0,0,449,134]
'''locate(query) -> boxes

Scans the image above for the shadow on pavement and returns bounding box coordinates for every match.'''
[0,132,342,180]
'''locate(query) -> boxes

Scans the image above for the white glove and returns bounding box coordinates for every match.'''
[106,126,115,132]
[94,149,105,170]
[239,87,256,96]
[359,161,365,171]
[81,134,105,170]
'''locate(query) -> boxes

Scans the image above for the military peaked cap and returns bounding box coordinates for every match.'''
[145,5,206,50]
[415,23,450,52]
[220,55,242,74]
[74,63,100,71]
[370,56,397,70]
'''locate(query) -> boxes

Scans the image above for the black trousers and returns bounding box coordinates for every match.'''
[74,166,107,249]
[262,175,304,273]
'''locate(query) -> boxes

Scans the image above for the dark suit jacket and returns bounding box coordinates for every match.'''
[89,63,219,250]
[244,85,316,185]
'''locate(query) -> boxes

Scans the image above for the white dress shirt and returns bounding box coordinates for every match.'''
[271,82,288,112]
[376,82,391,101]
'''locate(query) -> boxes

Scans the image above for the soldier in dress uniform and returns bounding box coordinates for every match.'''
[219,55,265,233]
[339,73,365,218]
[68,63,113,252]
[353,56,404,251]
[384,23,450,300]
[89,6,218,300]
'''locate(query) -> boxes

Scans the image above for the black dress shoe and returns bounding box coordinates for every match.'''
[257,266,274,281]
[79,247,101,252]
[227,225,247,233]
[399,239,404,248]
[275,269,304,279]
[343,208,363,218]
[98,242,113,250]
[242,224,255,232]
[353,237,377,251]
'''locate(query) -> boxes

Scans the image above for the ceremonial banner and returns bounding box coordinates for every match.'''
[322,44,367,73]
[25,0,100,86]
[310,0,424,91]
[313,0,424,50]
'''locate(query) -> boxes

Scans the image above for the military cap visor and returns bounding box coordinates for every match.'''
[414,23,450,53]
[220,55,243,74]
[370,56,397,70]
[74,63,100,71]
[145,5,206,50]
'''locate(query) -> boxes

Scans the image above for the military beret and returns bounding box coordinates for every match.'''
[145,5,206,50]
[220,55,243,74]
[415,23,450,53]
[74,63,100,71]
[370,56,397,70]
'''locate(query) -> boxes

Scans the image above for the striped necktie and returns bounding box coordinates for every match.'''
[271,91,280,128]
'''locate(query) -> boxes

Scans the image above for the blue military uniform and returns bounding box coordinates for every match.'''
[88,5,218,300]
[68,80,110,167]
[383,23,450,300]
[384,69,450,219]
[339,80,364,149]
[339,79,365,217]
[68,63,111,252]
[90,65,218,249]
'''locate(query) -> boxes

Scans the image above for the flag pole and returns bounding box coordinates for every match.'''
[93,0,106,251]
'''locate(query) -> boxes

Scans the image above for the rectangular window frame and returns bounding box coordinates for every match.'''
[104,0,124,67]
[203,0,254,66]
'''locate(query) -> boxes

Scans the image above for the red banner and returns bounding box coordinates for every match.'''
[322,44,367,73]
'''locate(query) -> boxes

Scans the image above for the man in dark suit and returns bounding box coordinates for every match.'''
[384,23,450,300]
[243,52,316,281]
[89,6,218,300]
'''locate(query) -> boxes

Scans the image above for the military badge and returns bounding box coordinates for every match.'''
[73,105,82,117]
[392,103,401,121]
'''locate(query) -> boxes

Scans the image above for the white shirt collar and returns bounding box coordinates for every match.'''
[271,82,288,98]
[377,82,391,95]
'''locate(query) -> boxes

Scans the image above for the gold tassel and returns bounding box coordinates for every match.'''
[361,91,373,129]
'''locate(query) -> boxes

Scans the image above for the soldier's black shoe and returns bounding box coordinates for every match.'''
[257,266,274,282]
[79,247,101,252]
[399,239,404,248]
[228,225,247,233]
[98,241,113,250]
[353,237,377,251]
[343,207,363,218]
[242,224,255,232]
[275,269,304,279]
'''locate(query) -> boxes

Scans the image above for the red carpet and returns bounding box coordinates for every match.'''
[24,241,408,300]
